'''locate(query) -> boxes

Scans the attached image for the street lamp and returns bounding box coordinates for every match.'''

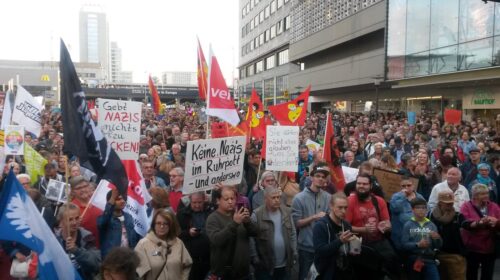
[374,78,381,120]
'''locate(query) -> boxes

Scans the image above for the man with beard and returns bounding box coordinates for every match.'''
[292,164,331,280]
[346,174,400,280]
[430,190,466,280]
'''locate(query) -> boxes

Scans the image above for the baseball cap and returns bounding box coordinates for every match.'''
[469,148,480,153]
[438,190,454,204]
[311,164,330,176]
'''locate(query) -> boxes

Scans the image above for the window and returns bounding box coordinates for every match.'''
[246,64,254,76]
[271,0,277,14]
[285,16,291,30]
[254,37,259,48]
[256,60,264,73]
[266,55,275,70]
[278,49,289,65]
[265,29,270,42]
[277,20,284,35]
[259,33,265,46]
[265,5,270,18]
[270,25,276,38]
[251,18,254,30]
[255,15,259,27]
[250,40,255,50]
[278,0,284,9]
[240,69,245,79]
[242,7,246,18]
[260,11,264,23]
[242,26,246,38]
[251,0,255,9]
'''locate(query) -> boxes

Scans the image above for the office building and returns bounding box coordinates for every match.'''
[161,71,197,86]
[110,42,133,84]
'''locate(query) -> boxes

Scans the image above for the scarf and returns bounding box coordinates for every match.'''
[432,205,456,224]
[476,174,493,186]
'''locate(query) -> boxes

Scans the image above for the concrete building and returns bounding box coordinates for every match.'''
[79,5,110,83]
[110,42,133,84]
[238,0,298,107]
[161,71,197,86]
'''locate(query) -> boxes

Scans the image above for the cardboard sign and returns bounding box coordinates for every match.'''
[183,136,246,194]
[45,179,69,203]
[373,168,419,202]
[265,126,299,172]
[97,99,142,160]
[4,125,24,155]
[444,109,461,125]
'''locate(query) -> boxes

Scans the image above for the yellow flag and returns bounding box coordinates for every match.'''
[24,144,47,184]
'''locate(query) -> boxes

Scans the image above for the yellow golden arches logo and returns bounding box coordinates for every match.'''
[40,75,50,82]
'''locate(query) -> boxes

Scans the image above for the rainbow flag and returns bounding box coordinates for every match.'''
[148,75,161,115]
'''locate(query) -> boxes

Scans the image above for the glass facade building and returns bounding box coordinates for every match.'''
[387,0,500,80]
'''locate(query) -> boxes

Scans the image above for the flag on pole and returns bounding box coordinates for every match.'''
[244,89,266,139]
[206,50,240,126]
[59,39,129,198]
[323,111,346,190]
[89,160,152,236]
[12,85,43,136]
[196,37,209,100]
[0,170,82,280]
[148,75,161,115]
[268,85,310,126]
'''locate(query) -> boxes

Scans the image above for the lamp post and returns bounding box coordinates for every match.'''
[374,79,381,120]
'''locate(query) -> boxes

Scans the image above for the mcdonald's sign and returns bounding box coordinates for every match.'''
[40,74,50,82]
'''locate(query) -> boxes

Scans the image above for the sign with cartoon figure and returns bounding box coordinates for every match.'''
[5,125,24,155]
[244,89,266,139]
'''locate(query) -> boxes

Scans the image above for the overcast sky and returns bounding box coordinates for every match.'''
[0,0,239,85]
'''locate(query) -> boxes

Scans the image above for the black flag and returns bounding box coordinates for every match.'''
[59,39,128,198]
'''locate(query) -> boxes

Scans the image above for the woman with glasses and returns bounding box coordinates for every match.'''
[135,209,192,280]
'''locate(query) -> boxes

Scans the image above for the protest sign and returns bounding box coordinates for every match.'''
[11,86,42,136]
[183,136,246,194]
[4,125,24,155]
[444,109,461,125]
[97,99,142,160]
[265,126,299,172]
[45,179,69,203]
[306,139,321,152]
[407,112,416,125]
[342,166,359,183]
[373,168,419,202]
[24,144,48,184]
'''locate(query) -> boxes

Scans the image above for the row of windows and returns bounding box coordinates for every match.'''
[241,49,289,78]
[242,0,290,19]
[241,16,291,57]
[241,0,290,38]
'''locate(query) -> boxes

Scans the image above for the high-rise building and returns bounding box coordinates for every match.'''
[161,71,197,86]
[110,42,132,84]
[238,0,297,107]
[79,5,110,83]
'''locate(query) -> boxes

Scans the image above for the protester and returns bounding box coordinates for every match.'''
[467,163,497,202]
[461,184,500,280]
[206,186,258,279]
[167,167,185,212]
[428,167,470,212]
[135,209,192,280]
[97,189,139,258]
[55,203,101,280]
[292,164,331,280]
[98,247,140,280]
[141,159,166,189]
[250,186,297,279]
[177,192,213,280]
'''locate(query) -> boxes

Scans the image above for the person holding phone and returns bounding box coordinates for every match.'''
[313,192,354,279]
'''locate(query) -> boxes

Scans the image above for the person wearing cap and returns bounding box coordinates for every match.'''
[430,190,466,280]
[467,163,497,203]
[291,163,331,280]
[70,175,102,248]
[428,167,469,212]
[97,188,139,259]
[345,174,400,280]
[460,183,500,280]
[389,176,425,251]
[461,147,496,189]
[401,198,442,280]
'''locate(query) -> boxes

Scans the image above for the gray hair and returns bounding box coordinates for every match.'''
[56,203,80,223]
[259,171,276,186]
[264,186,281,197]
[471,183,489,198]
[16,173,31,182]
[171,167,184,176]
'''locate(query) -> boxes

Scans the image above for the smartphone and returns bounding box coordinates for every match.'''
[236,201,245,211]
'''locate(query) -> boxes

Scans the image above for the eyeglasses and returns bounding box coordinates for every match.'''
[169,174,181,178]
[155,222,169,228]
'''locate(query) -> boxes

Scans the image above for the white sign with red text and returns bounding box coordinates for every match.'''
[97,99,141,160]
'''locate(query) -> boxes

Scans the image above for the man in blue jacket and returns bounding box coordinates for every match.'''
[97,188,139,258]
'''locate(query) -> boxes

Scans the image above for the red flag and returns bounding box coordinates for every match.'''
[196,38,208,100]
[323,112,346,190]
[244,89,266,139]
[211,122,229,138]
[444,109,461,125]
[268,85,310,126]
[148,75,161,115]
[206,50,240,126]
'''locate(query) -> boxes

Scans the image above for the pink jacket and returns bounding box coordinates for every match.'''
[460,201,500,254]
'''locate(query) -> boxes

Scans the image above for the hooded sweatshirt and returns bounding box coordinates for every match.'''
[401,217,442,261]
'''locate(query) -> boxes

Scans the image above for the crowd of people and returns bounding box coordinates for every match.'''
[0,102,499,280]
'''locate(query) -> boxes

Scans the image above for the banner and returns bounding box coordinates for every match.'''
[5,125,24,155]
[24,144,48,184]
[265,126,299,172]
[373,168,419,202]
[407,112,416,125]
[11,86,43,136]
[97,99,142,160]
[183,136,246,194]
[444,109,461,125]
